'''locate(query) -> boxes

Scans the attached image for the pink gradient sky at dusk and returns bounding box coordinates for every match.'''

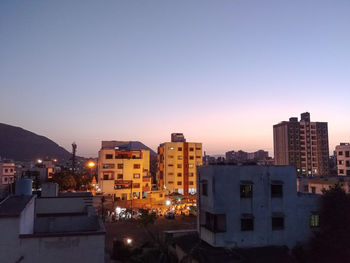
[1,1,349,157]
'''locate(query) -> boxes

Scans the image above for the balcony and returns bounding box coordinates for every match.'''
[142,186,150,192]
[143,176,151,182]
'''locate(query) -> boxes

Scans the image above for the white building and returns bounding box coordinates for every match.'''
[197,165,320,248]
[0,182,105,263]
[335,143,350,176]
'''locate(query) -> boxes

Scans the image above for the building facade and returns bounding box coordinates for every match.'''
[98,141,151,200]
[157,133,202,195]
[335,143,350,176]
[0,162,15,198]
[226,150,269,163]
[197,165,320,248]
[273,112,329,176]
[297,176,350,194]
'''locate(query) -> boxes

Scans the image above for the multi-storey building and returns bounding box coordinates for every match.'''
[0,162,15,185]
[198,165,320,248]
[335,143,350,176]
[226,150,269,163]
[0,161,15,198]
[98,141,151,200]
[157,133,202,195]
[273,112,329,176]
[297,176,350,194]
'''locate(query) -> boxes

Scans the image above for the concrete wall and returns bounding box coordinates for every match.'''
[19,196,35,234]
[198,165,321,248]
[36,197,91,214]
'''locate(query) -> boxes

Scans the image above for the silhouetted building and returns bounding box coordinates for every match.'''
[225,150,269,163]
[273,112,329,176]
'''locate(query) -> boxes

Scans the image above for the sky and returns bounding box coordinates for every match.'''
[1,0,350,157]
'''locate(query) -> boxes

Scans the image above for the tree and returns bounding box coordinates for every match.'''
[305,184,350,263]
[50,171,77,191]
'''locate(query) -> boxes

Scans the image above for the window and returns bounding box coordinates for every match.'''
[168,164,174,167]
[103,164,115,169]
[311,186,316,194]
[189,173,194,177]
[271,184,283,198]
[177,164,182,168]
[241,216,254,231]
[189,156,194,160]
[177,181,182,185]
[178,147,182,151]
[339,169,344,174]
[134,164,141,169]
[196,147,201,151]
[189,147,194,151]
[339,160,344,165]
[177,173,182,177]
[240,183,253,198]
[169,147,174,150]
[5,169,8,173]
[103,174,109,180]
[205,212,226,233]
[117,174,123,179]
[189,164,194,168]
[346,161,350,167]
[346,151,350,158]
[168,155,174,158]
[133,173,140,179]
[117,164,123,169]
[177,156,183,160]
[310,214,320,228]
[272,216,284,230]
[168,181,174,184]
[303,185,309,192]
[133,183,140,188]
[189,181,194,185]
[105,154,113,159]
[202,181,208,196]
[339,151,343,156]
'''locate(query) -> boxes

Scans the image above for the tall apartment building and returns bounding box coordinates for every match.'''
[98,141,151,200]
[335,143,350,176]
[157,133,202,195]
[273,112,329,176]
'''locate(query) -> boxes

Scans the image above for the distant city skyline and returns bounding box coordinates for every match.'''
[1,1,349,157]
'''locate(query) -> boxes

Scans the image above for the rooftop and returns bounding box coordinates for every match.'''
[0,195,33,218]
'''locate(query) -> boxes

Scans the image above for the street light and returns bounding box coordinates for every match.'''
[126,238,133,245]
[166,200,171,206]
[88,161,95,168]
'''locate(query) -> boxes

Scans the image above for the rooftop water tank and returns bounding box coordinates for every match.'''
[16,178,32,196]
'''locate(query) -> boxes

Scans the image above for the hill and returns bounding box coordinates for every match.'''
[0,123,71,162]
[101,140,157,156]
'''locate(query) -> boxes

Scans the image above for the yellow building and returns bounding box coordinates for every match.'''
[98,141,151,200]
[157,133,202,195]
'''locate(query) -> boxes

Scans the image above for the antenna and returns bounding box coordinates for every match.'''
[72,142,77,174]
